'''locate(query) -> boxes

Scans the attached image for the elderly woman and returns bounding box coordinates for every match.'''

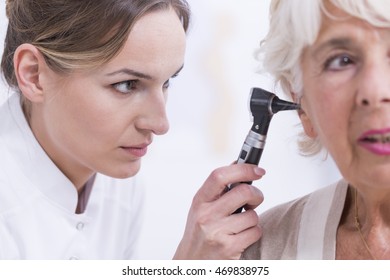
[242,0,390,259]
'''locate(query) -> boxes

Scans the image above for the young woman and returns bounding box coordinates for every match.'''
[0,0,264,259]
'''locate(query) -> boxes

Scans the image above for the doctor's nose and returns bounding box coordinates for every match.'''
[137,91,170,136]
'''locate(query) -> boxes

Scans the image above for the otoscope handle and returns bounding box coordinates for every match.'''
[227,87,300,214]
[228,130,265,214]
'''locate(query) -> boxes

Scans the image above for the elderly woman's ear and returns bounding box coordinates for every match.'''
[291,92,317,139]
[299,109,317,138]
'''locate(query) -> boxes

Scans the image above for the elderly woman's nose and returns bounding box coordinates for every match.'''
[356,61,390,108]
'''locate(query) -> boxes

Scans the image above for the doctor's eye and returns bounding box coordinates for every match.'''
[112,80,138,94]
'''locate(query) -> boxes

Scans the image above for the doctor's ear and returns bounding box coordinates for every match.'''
[13,43,47,103]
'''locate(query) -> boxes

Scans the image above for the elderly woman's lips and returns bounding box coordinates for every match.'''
[358,129,390,155]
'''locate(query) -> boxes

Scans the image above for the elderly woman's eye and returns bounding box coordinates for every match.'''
[324,55,354,71]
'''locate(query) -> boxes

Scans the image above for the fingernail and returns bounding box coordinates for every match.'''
[254,167,265,176]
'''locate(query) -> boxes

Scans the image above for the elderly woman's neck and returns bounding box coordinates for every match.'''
[355,187,390,228]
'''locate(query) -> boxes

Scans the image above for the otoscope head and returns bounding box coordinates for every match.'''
[249,87,300,135]
[249,87,300,115]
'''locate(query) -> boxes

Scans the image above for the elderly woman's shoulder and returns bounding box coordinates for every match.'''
[261,180,345,231]
[242,179,347,259]
[241,193,310,259]
[261,191,312,228]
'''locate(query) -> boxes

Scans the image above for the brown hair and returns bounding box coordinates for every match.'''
[2,0,190,90]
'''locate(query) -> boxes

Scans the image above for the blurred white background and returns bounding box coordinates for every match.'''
[0,0,341,259]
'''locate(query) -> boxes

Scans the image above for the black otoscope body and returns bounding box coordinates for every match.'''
[228,87,300,214]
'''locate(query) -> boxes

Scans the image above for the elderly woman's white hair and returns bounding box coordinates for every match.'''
[258,0,390,155]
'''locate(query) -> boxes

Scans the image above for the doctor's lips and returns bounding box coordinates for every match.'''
[358,128,390,155]
[120,142,151,157]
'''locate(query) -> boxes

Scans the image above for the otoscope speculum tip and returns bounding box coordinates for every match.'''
[271,95,301,114]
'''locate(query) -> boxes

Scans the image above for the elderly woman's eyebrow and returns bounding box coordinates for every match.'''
[312,37,354,58]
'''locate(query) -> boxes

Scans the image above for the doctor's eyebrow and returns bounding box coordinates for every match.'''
[106,68,153,80]
[106,64,184,80]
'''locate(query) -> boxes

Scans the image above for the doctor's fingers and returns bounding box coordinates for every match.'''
[200,211,262,259]
[216,183,264,215]
[194,164,265,205]
[221,208,261,235]
[226,223,262,258]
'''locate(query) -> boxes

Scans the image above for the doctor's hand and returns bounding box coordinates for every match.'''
[173,164,265,260]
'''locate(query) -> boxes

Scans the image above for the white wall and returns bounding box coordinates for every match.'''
[0,0,341,259]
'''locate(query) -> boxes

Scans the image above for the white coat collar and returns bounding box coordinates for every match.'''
[0,94,80,212]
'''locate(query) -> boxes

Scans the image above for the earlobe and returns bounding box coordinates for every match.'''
[290,91,317,139]
[14,43,45,103]
[299,109,317,138]
[290,91,300,104]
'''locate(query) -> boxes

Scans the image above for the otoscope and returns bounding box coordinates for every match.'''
[227,87,300,214]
